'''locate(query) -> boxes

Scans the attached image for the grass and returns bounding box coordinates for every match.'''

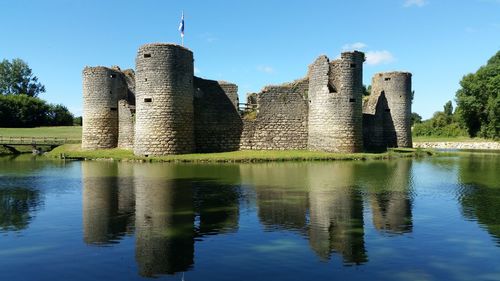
[46,144,435,163]
[0,126,82,142]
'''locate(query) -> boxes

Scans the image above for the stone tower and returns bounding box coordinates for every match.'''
[134,43,195,156]
[308,51,365,153]
[371,72,412,148]
[82,66,128,150]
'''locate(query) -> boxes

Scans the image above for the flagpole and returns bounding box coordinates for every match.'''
[180,10,185,47]
[181,10,184,47]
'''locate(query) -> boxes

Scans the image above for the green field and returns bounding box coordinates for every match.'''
[0,126,486,144]
[47,144,434,163]
[0,126,82,141]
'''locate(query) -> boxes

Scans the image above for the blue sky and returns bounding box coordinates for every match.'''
[1,0,499,119]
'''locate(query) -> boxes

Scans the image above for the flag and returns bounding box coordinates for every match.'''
[178,11,185,38]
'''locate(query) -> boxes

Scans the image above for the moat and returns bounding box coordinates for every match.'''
[1,153,499,281]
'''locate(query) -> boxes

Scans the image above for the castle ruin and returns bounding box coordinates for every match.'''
[82,43,413,155]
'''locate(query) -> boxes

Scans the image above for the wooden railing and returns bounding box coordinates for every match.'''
[0,136,68,146]
[238,103,258,113]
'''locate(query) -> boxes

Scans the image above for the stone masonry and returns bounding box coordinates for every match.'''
[193,77,242,152]
[134,43,195,156]
[365,72,413,148]
[308,52,365,153]
[241,78,309,150]
[82,42,413,155]
[82,66,128,150]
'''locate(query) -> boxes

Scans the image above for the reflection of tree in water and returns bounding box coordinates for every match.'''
[0,187,42,232]
[458,154,500,245]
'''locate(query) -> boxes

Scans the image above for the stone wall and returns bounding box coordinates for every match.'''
[413,141,500,150]
[218,81,239,110]
[118,100,135,149]
[134,43,195,156]
[82,43,414,155]
[362,92,390,151]
[370,72,412,148]
[82,66,128,150]
[240,78,309,150]
[308,52,365,153]
[193,77,243,152]
[122,69,136,105]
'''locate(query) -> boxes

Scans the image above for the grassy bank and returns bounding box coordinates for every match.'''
[46,144,435,163]
[0,126,82,142]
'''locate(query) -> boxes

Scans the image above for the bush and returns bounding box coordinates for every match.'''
[73,116,82,126]
[0,94,74,127]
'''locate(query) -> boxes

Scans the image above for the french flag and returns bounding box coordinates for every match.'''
[178,11,184,38]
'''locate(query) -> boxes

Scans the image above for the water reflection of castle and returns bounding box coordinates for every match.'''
[81,160,414,276]
[82,162,240,278]
[242,160,413,265]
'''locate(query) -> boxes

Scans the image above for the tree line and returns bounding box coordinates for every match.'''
[0,58,77,127]
[412,50,499,139]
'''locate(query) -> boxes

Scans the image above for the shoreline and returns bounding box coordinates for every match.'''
[4,141,499,162]
[413,141,500,150]
[42,144,435,163]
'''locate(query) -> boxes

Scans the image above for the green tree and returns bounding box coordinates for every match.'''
[0,58,45,97]
[0,188,41,231]
[455,51,500,138]
[0,94,49,127]
[0,95,74,127]
[47,104,74,126]
[411,112,422,126]
[443,100,453,116]
[362,85,371,96]
[73,116,82,126]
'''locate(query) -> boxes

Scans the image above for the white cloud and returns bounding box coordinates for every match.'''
[200,32,217,43]
[257,65,274,74]
[342,42,367,51]
[404,0,428,7]
[365,51,395,65]
[194,67,201,74]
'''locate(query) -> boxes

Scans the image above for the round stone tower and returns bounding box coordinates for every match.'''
[134,43,194,156]
[308,51,365,153]
[371,72,412,148]
[82,66,127,150]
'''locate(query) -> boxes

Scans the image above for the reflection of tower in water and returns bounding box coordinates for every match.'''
[307,163,367,264]
[240,163,309,232]
[134,165,195,277]
[82,162,135,245]
[195,181,240,236]
[368,159,413,234]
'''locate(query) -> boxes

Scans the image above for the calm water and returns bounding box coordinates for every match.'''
[0,153,499,281]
